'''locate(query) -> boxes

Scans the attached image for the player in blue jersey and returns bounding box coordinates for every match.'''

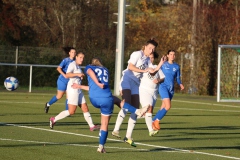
[112,38,161,147]
[152,50,184,131]
[72,58,149,153]
[49,52,99,131]
[45,47,76,113]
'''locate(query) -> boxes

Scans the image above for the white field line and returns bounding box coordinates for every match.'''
[0,91,239,108]
[1,123,240,160]
[172,108,240,113]
[0,100,239,113]
[0,99,240,109]
[171,100,240,108]
[0,138,148,151]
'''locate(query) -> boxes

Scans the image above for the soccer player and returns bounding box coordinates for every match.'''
[49,51,99,131]
[72,58,149,153]
[139,51,165,136]
[112,38,162,147]
[45,47,76,113]
[152,50,184,130]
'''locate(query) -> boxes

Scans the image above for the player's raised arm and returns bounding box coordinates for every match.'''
[150,55,166,73]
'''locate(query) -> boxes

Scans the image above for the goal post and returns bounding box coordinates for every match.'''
[217,45,240,102]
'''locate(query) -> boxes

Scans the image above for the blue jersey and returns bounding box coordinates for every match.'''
[58,57,74,83]
[84,65,112,98]
[160,61,182,87]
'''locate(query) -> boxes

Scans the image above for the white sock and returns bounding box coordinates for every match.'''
[83,112,94,128]
[47,103,50,107]
[126,113,137,138]
[145,113,153,132]
[113,109,127,132]
[54,110,70,122]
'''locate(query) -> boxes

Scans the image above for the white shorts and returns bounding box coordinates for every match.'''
[139,87,157,108]
[120,75,139,95]
[67,89,86,106]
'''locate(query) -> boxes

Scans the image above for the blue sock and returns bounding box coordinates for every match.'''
[153,108,167,121]
[48,96,58,105]
[99,130,108,145]
[65,99,68,110]
[122,102,137,113]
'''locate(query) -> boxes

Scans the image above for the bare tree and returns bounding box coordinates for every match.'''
[189,0,197,91]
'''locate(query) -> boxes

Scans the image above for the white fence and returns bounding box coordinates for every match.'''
[0,63,58,92]
[0,63,87,92]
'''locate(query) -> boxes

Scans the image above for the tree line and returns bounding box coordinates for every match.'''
[0,0,239,95]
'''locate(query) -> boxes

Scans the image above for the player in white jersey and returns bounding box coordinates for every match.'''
[139,52,165,136]
[49,51,99,131]
[112,38,164,147]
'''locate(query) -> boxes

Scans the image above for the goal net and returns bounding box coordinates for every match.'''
[217,45,240,102]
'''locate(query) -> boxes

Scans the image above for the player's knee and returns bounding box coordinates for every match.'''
[165,105,171,111]
[56,94,63,99]
[147,106,153,113]
[80,104,89,112]
[69,110,75,115]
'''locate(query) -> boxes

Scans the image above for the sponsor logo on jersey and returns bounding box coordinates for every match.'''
[147,72,155,80]
[138,64,146,70]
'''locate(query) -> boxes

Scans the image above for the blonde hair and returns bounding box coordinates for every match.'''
[91,58,103,67]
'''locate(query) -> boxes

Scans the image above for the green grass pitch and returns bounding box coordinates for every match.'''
[0,90,240,160]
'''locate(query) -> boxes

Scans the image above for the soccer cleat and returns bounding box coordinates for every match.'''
[123,137,136,147]
[90,124,100,131]
[49,117,55,129]
[44,103,49,113]
[149,130,159,136]
[111,131,121,139]
[97,145,106,153]
[136,105,150,118]
[152,120,160,130]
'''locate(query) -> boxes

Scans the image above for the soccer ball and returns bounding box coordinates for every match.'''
[4,77,19,91]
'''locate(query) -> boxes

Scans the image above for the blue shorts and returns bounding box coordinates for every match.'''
[90,97,114,116]
[120,75,139,95]
[158,84,174,100]
[57,78,68,91]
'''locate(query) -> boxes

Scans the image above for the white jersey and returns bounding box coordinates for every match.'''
[139,65,165,108]
[122,50,153,84]
[66,61,83,93]
[140,65,165,92]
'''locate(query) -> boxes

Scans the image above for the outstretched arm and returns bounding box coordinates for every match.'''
[66,72,84,79]
[128,63,150,73]
[149,56,166,73]
[71,83,89,91]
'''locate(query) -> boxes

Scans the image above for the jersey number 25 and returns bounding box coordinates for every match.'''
[95,68,109,84]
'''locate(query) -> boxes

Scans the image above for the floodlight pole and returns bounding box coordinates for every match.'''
[113,0,126,96]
